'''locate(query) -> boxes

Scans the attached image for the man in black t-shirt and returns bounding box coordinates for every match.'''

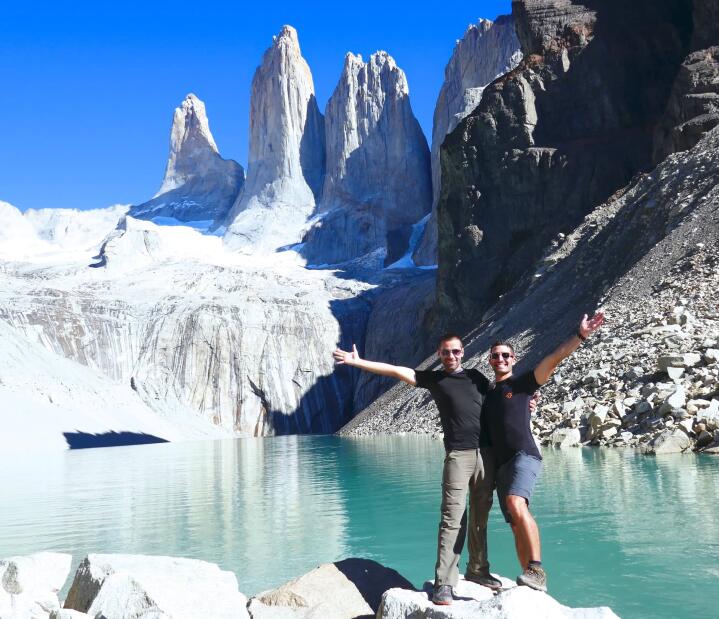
[483,311,605,593]
[333,333,501,606]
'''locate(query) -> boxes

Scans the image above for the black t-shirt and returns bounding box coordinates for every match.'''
[481,370,541,466]
[415,368,490,451]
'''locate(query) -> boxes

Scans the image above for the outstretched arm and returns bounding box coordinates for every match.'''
[333,345,417,386]
[534,311,605,385]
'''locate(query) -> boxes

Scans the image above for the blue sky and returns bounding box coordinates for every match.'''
[0,1,511,211]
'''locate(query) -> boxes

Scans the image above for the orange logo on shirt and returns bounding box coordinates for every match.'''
[505,392,513,399]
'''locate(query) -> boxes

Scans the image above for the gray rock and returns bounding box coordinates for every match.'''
[378,579,619,618]
[589,405,609,428]
[0,552,72,619]
[699,400,719,430]
[63,554,247,618]
[248,558,413,619]
[634,401,653,416]
[601,426,618,440]
[644,429,692,455]
[130,94,244,227]
[549,427,581,448]
[704,348,719,364]
[657,355,684,372]
[659,385,686,414]
[666,366,685,380]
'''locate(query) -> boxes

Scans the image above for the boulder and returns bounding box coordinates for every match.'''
[698,400,719,430]
[705,348,719,364]
[588,405,609,428]
[666,366,685,380]
[658,385,686,414]
[0,552,72,619]
[63,554,247,619]
[248,558,412,618]
[377,578,619,618]
[643,429,692,455]
[549,427,581,448]
[696,430,714,449]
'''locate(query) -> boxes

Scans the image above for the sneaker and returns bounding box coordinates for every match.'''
[432,584,453,605]
[516,564,547,592]
[464,571,503,590]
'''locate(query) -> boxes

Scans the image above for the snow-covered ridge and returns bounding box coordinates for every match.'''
[0,202,383,450]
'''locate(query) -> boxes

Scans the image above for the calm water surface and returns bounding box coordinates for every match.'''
[1,435,718,618]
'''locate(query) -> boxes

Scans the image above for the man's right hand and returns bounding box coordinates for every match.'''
[333,344,360,365]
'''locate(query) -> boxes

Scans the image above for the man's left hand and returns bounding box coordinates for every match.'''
[579,310,605,339]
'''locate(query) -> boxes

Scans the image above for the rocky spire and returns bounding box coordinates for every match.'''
[224,25,325,253]
[301,51,431,265]
[412,16,522,265]
[131,93,244,226]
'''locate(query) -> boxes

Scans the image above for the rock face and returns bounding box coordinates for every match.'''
[0,552,72,619]
[435,0,695,327]
[63,554,248,618]
[413,16,522,266]
[301,52,431,265]
[248,558,413,618]
[378,577,618,618]
[340,122,719,453]
[131,94,244,226]
[224,26,325,253]
[653,43,719,161]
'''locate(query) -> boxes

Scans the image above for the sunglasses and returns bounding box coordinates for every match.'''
[440,348,462,357]
[490,352,513,360]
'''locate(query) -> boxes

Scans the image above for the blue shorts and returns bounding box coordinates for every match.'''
[496,451,543,523]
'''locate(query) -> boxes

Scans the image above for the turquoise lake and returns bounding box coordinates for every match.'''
[2,435,718,618]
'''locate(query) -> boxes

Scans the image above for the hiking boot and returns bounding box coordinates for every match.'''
[432,584,453,605]
[516,564,547,592]
[464,571,503,590]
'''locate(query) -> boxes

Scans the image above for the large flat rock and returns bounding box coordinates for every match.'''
[378,577,619,618]
[63,554,247,619]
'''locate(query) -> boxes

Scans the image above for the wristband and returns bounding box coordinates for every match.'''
[576,330,586,341]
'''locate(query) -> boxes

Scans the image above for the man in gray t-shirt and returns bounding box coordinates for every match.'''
[484,311,605,593]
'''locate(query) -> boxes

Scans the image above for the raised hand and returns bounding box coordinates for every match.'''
[579,311,605,339]
[333,344,360,365]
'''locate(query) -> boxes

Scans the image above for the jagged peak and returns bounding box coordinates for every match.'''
[344,52,364,68]
[172,93,218,154]
[273,24,300,50]
[465,17,494,36]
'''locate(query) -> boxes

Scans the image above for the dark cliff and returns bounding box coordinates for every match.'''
[339,0,719,443]
[434,0,702,328]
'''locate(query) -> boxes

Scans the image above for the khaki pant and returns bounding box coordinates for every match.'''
[434,447,495,587]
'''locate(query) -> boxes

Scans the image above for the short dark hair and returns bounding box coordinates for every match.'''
[438,332,463,348]
[490,339,515,355]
